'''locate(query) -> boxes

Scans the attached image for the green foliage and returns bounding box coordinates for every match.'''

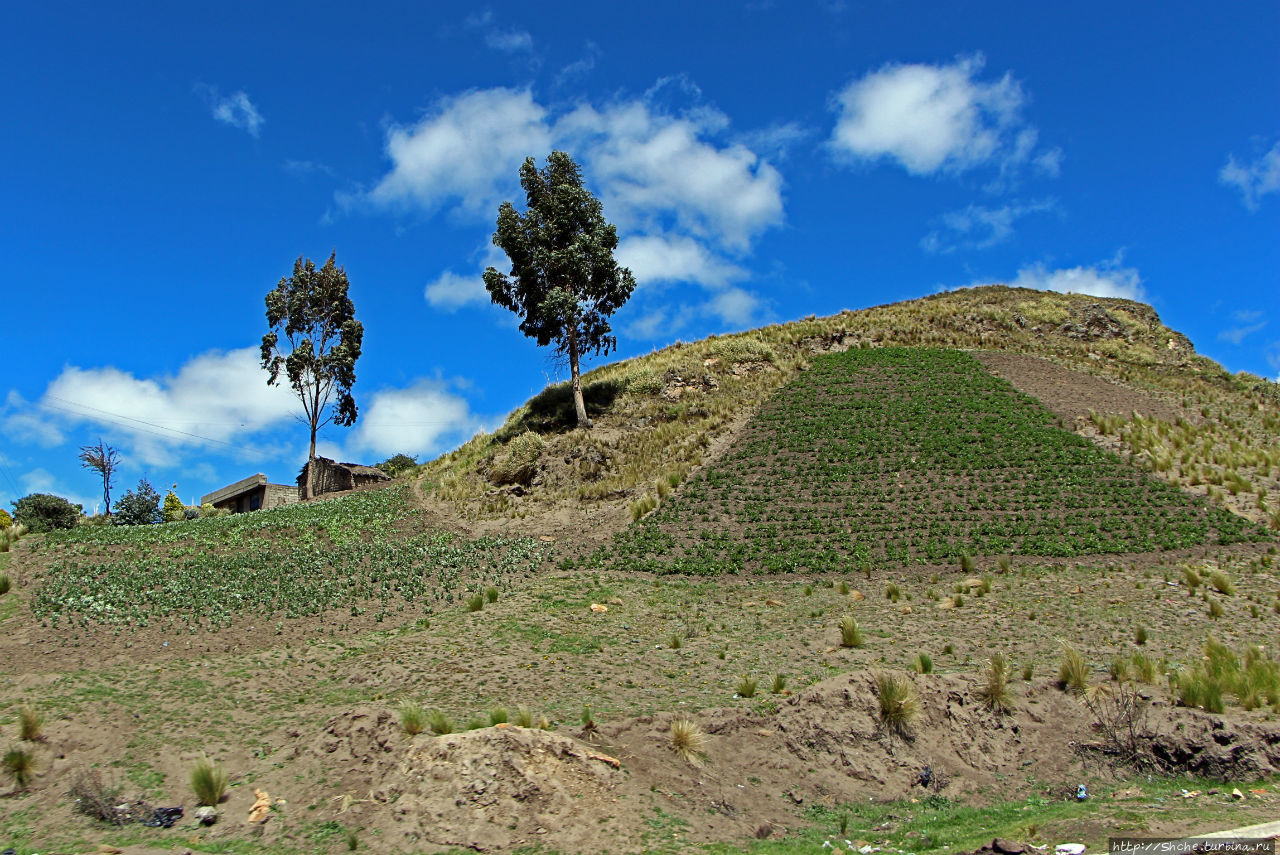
[12,492,82,533]
[28,486,542,630]
[376,454,419,478]
[162,489,185,523]
[0,508,12,529]
[1208,570,1235,595]
[488,706,509,726]
[484,151,636,428]
[485,585,499,603]
[112,479,161,526]
[1173,638,1280,714]
[771,673,788,694]
[736,675,758,698]
[261,252,364,488]
[427,708,454,735]
[0,574,8,594]
[189,757,228,806]
[592,349,1265,577]
[913,653,933,674]
[466,593,485,612]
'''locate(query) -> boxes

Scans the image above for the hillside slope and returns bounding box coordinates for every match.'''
[418,285,1279,539]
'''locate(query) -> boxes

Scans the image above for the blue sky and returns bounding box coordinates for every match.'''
[2,0,1277,513]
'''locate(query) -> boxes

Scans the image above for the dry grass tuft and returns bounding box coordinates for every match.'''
[670,717,706,764]
[875,672,919,737]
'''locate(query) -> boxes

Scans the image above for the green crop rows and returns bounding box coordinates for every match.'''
[28,486,543,630]
[594,348,1266,575]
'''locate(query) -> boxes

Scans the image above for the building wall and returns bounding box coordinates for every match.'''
[264,484,300,508]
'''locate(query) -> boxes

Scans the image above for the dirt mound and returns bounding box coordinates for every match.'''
[1145,712,1280,780]
[298,708,640,853]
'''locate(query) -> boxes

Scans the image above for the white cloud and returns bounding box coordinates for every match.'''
[921,199,1055,253]
[1010,257,1144,301]
[24,348,299,466]
[830,55,1050,177]
[197,85,264,137]
[1220,139,1280,211]
[704,287,763,326]
[559,100,784,251]
[555,41,601,86]
[616,234,745,289]
[365,88,551,217]
[2,390,64,447]
[343,380,485,459]
[424,271,488,311]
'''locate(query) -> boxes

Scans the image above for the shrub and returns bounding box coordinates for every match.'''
[189,757,228,806]
[162,489,185,523]
[670,717,706,764]
[0,508,11,529]
[399,701,426,735]
[977,653,1014,713]
[839,616,863,648]
[11,493,82,532]
[375,453,419,478]
[113,480,161,526]
[875,672,919,737]
[69,769,125,824]
[3,746,36,790]
[199,502,229,519]
[18,706,43,741]
[1057,643,1088,695]
[736,675,758,698]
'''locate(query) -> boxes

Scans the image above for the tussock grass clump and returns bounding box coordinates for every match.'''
[488,706,509,726]
[514,706,535,728]
[736,675,758,698]
[0,573,10,594]
[770,673,788,694]
[18,706,44,742]
[399,701,426,735]
[977,653,1014,714]
[1057,642,1089,695]
[484,585,499,603]
[670,717,706,764]
[488,431,545,486]
[885,583,901,602]
[466,593,485,613]
[1131,652,1157,684]
[428,709,454,735]
[3,746,36,791]
[1135,625,1148,645]
[839,616,863,648]
[708,337,776,364]
[913,653,933,674]
[1173,639,1280,714]
[875,672,919,737]
[1182,566,1202,592]
[1208,570,1234,595]
[189,757,228,806]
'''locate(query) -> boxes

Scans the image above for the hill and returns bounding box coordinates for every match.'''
[1,285,1278,855]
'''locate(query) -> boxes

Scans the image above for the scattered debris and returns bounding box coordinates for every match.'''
[247,788,273,824]
[141,806,184,828]
[194,805,218,826]
[590,603,608,613]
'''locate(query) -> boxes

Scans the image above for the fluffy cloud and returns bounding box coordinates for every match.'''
[342,380,485,459]
[616,234,745,289]
[921,199,1055,253]
[559,101,784,250]
[1220,140,1280,211]
[10,348,298,466]
[830,55,1054,178]
[366,88,551,217]
[197,85,264,137]
[704,287,763,326]
[376,87,785,334]
[1010,258,1144,301]
[465,10,534,54]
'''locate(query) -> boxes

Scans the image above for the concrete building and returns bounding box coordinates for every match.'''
[201,474,300,514]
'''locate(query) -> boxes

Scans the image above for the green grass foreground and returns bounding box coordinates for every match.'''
[595,348,1265,575]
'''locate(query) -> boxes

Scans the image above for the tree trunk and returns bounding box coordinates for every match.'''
[568,328,592,429]
[306,424,318,500]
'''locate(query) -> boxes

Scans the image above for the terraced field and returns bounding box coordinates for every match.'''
[595,348,1264,575]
